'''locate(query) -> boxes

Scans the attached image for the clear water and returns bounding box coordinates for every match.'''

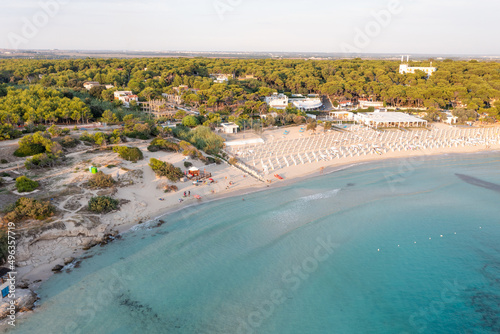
[7,153,500,334]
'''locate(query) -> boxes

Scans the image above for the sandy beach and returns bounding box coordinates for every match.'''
[8,123,500,294]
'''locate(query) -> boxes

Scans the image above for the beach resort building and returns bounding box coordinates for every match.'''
[355,111,427,128]
[220,122,239,134]
[265,93,289,109]
[292,98,323,111]
[329,111,355,121]
[114,91,139,107]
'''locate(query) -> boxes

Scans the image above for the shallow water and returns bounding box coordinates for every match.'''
[8,152,500,334]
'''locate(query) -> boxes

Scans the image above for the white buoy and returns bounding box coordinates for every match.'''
[440,235,443,237]
[377,249,380,252]
[429,237,431,240]
[414,241,417,244]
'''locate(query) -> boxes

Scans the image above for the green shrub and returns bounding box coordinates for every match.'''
[0,159,8,164]
[25,153,62,170]
[14,142,46,157]
[47,125,70,138]
[88,171,116,189]
[0,124,22,141]
[15,176,39,193]
[14,132,61,157]
[147,138,180,152]
[184,161,193,168]
[22,124,46,134]
[173,126,224,155]
[113,146,143,162]
[60,136,79,148]
[3,197,55,222]
[88,196,119,213]
[149,158,183,181]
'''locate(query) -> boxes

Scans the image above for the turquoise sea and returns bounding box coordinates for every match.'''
[7,153,500,334]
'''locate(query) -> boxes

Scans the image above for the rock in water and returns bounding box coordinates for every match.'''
[52,264,64,272]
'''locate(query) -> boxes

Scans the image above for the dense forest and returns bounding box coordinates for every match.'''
[0,57,499,135]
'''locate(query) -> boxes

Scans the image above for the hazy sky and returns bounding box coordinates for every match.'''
[1,0,498,55]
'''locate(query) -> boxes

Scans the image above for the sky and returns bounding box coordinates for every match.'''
[0,0,498,55]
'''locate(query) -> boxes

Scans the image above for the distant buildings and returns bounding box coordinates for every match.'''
[334,100,353,109]
[399,56,436,76]
[83,81,100,90]
[210,74,231,83]
[265,93,289,109]
[358,99,384,109]
[83,82,114,90]
[114,91,138,107]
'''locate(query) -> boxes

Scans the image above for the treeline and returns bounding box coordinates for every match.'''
[0,57,499,122]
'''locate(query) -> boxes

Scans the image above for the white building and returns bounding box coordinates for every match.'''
[334,100,353,109]
[444,112,458,125]
[210,74,230,84]
[114,91,139,107]
[292,98,323,111]
[265,93,289,109]
[358,99,384,109]
[83,81,101,90]
[355,111,427,128]
[399,56,436,76]
[329,111,355,121]
[220,122,239,134]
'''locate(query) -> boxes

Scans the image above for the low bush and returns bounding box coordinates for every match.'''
[228,157,238,165]
[0,159,8,164]
[88,171,116,189]
[164,184,178,193]
[25,153,62,170]
[14,142,46,157]
[113,146,143,162]
[147,138,180,152]
[0,124,22,141]
[14,132,61,157]
[149,158,183,181]
[15,176,39,193]
[60,136,79,148]
[88,196,119,213]
[3,197,55,222]
[47,125,70,138]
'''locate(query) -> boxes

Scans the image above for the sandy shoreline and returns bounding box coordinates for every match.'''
[7,124,500,318]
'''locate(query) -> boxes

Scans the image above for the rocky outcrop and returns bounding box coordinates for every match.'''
[0,289,37,319]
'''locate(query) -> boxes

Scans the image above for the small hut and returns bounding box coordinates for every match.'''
[188,166,200,177]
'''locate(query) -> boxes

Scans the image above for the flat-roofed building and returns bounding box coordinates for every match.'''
[355,111,427,128]
[265,93,289,109]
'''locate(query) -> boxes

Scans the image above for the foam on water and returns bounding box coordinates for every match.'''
[7,152,500,334]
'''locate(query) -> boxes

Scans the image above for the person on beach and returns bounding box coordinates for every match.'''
[183,191,186,197]
[188,191,191,196]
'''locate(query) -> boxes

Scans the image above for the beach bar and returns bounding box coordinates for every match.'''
[356,112,427,128]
